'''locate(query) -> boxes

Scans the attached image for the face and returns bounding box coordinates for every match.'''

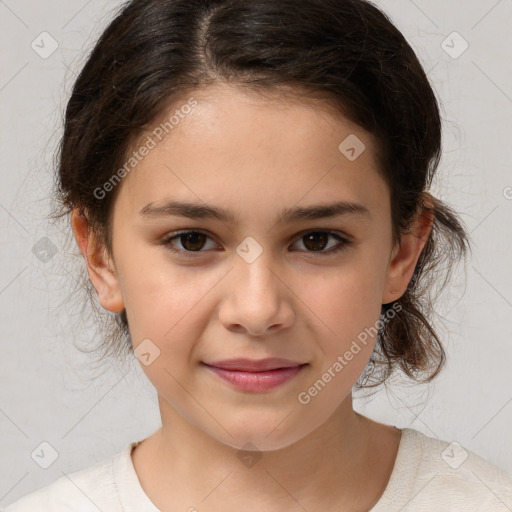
[74,83,429,451]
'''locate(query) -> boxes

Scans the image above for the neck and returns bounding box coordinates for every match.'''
[133,394,390,511]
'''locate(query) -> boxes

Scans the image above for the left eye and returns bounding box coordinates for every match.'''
[293,231,350,253]
[161,230,351,257]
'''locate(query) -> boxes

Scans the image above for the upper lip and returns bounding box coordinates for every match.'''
[204,358,305,372]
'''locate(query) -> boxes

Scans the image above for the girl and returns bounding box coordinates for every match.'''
[4,0,512,510]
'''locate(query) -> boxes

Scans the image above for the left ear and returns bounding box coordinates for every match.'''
[382,194,434,305]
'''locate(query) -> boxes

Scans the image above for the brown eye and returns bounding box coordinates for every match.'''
[161,229,351,259]
[179,232,207,251]
[162,230,218,255]
[302,232,330,251]
[293,231,350,255]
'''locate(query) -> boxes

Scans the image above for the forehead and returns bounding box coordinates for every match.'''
[114,83,388,222]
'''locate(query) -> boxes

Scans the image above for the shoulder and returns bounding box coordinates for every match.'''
[372,428,512,511]
[1,443,135,512]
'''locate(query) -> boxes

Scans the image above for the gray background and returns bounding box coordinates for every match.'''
[1,0,511,506]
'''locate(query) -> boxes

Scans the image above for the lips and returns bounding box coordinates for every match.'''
[202,358,308,392]
[204,357,305,372]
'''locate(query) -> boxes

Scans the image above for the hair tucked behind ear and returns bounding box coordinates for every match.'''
[50,0,471,385]
[356,192,471,392]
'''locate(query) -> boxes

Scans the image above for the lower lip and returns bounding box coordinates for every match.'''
[204,364,307,392]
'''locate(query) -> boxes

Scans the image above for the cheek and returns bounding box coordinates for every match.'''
[119,251,223,349]
[307,256,386,345]
[120,261,222,397]
[298,272,383,410]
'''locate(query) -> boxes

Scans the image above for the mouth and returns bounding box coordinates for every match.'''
[201,358,308,392]
[203,357,306,372]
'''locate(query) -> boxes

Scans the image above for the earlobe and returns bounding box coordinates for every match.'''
[70,208,125,313]
[382,200,434,305]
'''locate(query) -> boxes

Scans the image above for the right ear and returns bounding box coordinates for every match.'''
[70,208,125,313]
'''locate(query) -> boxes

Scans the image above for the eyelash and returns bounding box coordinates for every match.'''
[160,229,352,258]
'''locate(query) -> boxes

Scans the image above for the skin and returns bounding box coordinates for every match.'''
[71,83,433,511]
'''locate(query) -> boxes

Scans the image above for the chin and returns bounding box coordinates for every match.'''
[208,415,315,453]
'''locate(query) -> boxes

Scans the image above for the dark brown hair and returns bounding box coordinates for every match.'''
[50,0,471,388]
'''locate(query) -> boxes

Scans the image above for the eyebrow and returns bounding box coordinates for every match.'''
[139,199,371,225]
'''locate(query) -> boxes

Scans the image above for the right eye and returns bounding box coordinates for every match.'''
[161,230,220,256]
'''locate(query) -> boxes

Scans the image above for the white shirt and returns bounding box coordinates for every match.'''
[2,428,512,511]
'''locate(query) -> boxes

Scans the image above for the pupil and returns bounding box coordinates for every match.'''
[182,233,205,251]
[304,232,328,251]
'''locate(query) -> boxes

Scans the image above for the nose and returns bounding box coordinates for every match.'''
[218,248,295,336]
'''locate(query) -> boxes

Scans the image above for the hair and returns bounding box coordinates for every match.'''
[50,0,471,389]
